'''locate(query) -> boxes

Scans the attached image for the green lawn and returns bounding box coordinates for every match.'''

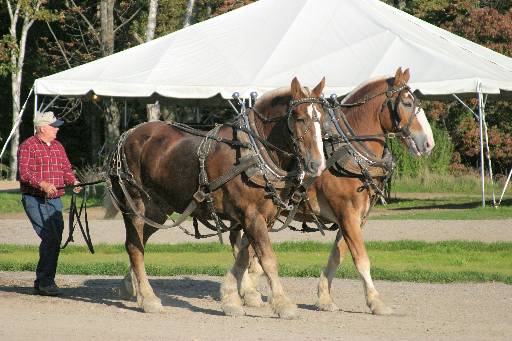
[372,197,512,220]
[1,189,510,220]
[1,241,510,284]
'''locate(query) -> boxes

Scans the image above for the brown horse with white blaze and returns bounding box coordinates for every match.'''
[231,67,435,315]
[106,77,327,317]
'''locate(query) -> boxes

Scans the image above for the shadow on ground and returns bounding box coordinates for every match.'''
[0,277,223,315]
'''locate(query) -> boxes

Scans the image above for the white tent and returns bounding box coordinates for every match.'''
[34,0,512,100]
[4,0,512,205]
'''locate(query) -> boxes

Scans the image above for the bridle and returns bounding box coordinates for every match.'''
[251,96,324,177]
[287,97,323,141]
[331,83,420,140]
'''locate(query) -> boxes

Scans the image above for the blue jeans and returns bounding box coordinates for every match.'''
[21,194,64,287]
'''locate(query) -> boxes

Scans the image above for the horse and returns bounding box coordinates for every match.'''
[228,67,435,316]
[106,77,327,317]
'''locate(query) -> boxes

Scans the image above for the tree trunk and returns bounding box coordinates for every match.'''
[88,104,101,164]
[146,0,158,41]
[9,69,21,180]
[184,0,196,27]
[147,101,161,121]
[146,0,160,121]
[100,0,119,153]
[7,3,35,180]
[104,98,120,155]
[100,0,115,56]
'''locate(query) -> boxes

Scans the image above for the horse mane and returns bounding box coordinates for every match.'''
[254,85,313,118]
[340,76,387,104]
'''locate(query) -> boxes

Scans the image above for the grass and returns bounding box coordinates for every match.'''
[0,186,105,213]
[1,241,511,284]
[371,197,512,220]
[391,172,511,194]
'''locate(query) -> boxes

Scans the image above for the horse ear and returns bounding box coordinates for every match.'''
[312,77,326,97]
[393,67,403,85]
[402,68,410,83]
[291,77,304,100]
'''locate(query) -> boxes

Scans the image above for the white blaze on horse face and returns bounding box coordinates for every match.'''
[415,108,435,153]
[308,104,326,176]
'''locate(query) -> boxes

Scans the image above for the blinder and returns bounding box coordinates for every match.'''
[382,84,418,138]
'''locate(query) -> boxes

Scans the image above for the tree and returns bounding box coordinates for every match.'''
[42,0,143,158]
[146,0,160,121]
[3,0,56,179]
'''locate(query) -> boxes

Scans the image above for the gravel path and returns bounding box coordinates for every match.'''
[1,215,512,245]
[1,271,511,341]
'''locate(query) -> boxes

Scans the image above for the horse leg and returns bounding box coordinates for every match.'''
[229,230,265,307]
[220,232,251,316]
[123,202,164,313]
[120,224,159,300]
[248,215,297,319]
[342,215,393,315]
[316,228,349,311]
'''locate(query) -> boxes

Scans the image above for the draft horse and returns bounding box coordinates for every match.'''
[230,67,435,316]
[106,77,327,317]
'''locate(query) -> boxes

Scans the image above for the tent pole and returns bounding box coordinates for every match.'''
[452,94,478,120]
[124,100,127,130]
[480,94,496,207]
[0,86,34,160]
[498,168,512,207]
[477,83,485,207]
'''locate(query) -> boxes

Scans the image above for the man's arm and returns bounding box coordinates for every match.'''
[17,142,42,188]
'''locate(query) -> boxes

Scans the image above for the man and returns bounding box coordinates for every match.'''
[17,111,81,296]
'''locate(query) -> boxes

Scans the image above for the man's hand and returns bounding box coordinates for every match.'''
[39,181,57,196]
[73,180,82,194]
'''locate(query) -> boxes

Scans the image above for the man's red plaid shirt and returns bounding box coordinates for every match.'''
[17,135,76,198]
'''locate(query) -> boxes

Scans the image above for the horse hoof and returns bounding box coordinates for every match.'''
[142,299,164,313]
[271,297,298,319]
[369,300,393,315]
[222,303,246,317]
[316,299,339,312]
[277,305,298,319]
[243,292,265,307]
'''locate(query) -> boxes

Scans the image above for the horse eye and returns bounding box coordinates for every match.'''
[402,102,413,108]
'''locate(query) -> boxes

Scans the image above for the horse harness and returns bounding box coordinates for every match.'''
[105,97,325,243]
[289,82,422,233]
[106,83,421,239]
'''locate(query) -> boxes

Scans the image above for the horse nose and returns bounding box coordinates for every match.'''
[425,139,435,153]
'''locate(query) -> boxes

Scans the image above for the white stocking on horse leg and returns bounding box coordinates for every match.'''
[240,255,265,307]
[119,266,137,300]
[252,234,297,319]
[358,260,392,315]
[342,217,392,315]
[220,236,250,316]
[316,229,347,311]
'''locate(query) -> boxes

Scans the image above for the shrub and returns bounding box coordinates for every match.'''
[389,123,453,177]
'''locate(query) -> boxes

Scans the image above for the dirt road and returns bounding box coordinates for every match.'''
[1,271,510,341]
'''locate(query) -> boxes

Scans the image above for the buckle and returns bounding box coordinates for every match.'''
[193,190,208,203]
[290,190,305,204]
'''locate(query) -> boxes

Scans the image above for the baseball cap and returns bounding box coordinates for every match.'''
[33,111,64,127]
